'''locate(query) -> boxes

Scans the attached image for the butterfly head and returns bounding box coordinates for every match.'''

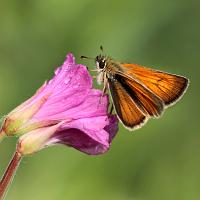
[80,46,108,70]
[95,55,107,70]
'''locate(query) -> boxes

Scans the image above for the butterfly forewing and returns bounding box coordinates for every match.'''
[120,64,189,106]
[108,77,147,129]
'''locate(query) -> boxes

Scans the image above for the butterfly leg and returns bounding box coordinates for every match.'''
[109,103,114,114]
[98,73,108,107]
[98,81,108,105]
[91,69,99,72]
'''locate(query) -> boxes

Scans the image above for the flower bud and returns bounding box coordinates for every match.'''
[17,122,64,155]
[0,94,49,137]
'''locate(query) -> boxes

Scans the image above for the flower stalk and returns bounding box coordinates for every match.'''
[0,151,22,200]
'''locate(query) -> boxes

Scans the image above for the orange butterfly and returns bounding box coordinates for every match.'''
[82,47,189,130]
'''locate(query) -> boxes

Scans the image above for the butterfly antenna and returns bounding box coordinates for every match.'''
[80,56,94,60]
[100,45,104,52]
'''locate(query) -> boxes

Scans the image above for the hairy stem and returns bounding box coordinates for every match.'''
[0,151,22,200]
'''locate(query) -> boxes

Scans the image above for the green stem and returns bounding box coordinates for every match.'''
[0,151,22,200]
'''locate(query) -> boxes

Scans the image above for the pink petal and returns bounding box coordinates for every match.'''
[37,90,109,121]
[32,54,93,120]
[48,115,118,155]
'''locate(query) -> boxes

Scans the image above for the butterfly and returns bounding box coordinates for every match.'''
[81,47,189,130]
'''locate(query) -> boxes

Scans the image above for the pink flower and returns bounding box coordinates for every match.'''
[0,53,118,155]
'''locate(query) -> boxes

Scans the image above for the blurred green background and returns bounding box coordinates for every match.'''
[0,0,198,200]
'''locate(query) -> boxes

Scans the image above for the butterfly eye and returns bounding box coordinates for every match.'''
[99,60,105,69]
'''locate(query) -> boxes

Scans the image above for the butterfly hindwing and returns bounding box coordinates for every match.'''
[115,74,164,117]
[108,76,147,130]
